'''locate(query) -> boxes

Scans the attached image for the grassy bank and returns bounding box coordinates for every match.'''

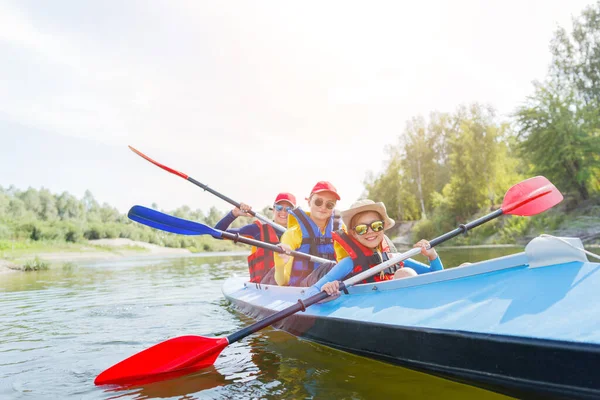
[0,237,248,272]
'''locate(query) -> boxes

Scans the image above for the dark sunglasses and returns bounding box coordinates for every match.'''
[273,204,292,212]
[313,198,336,210]
[353,220,385,236]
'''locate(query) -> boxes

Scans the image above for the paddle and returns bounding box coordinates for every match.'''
[127,205,336,266]
[129,145,286,234]
[95,176,563,386]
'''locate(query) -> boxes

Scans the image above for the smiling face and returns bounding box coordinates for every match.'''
[350,211,385,249]
[273,201,294,226]
[308,192,337,226]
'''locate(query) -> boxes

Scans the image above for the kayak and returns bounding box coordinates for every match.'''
[222,235,600,399]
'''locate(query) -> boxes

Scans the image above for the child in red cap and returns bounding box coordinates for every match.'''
[214,192,296,283]
[273,181,342,286]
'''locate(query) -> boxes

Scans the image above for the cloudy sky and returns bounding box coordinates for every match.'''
[0,0,593,214]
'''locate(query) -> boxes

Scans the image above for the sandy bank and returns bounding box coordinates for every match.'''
[1,238,192,271]
[0,259,20,274]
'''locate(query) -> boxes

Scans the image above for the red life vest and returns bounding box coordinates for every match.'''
[332,230,403,284]
[247,221,279,283]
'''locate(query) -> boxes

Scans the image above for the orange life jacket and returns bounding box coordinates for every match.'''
[331,230,403,283]
[247,221,279,283]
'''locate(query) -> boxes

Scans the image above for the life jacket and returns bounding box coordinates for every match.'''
[331,230,403,284]
[247,221,279,283]
[286,208,339,286]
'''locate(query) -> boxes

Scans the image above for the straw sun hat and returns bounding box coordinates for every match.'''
[340,199,395,231]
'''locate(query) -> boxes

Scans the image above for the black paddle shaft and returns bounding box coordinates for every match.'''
[186,177,253,216]
[429,209,503,247]
[219,231,335,265]
[227,288,334,344]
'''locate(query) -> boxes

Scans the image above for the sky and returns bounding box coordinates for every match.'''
[0,0,594,214]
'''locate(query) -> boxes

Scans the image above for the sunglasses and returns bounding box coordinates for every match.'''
[313,198,336,210]
[353,220,385,236]
[273,204,292,212]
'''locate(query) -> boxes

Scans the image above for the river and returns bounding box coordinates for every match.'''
[0,247,523,399]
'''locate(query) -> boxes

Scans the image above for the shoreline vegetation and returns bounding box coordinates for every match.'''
[0,184,597,273]
[0,238,192,273]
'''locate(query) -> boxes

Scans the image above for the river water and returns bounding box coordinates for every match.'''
[0,247,523,399]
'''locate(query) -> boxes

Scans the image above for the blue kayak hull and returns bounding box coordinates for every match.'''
[222,237,600,399]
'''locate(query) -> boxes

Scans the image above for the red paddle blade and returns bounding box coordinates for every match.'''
[94,335,228,386]
[128,145,189,180]
[501,176,563,216]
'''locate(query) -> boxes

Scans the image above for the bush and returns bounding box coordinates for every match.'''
[84,225,102,240]
[65,227,82,243]
[411,218,436,241]
[498,216,530,243]
[0,223,12,240]
[22,257,50,271]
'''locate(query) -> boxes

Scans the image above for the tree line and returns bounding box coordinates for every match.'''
[364,2,600,244]
[0,186,257,252]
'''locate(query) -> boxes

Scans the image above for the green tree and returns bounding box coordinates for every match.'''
[516,2,600,201]
[99,203,120,223]
[204,206,224,227]
[363,150,420,221]
[173,205,192,220]
[56,192,83,220]
[442,104,521,219]
[83,190,99,212]
[550,2,600,106]
[38,188,58,221]
[8,198,28,219]
[516,84,600,200]
[0,193,10,219]
[19,188,42,215]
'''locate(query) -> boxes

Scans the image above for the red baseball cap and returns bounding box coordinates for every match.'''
[310,181,340,200]
[274,192,297,207]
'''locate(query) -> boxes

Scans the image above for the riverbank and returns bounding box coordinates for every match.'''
[0,238,192,272]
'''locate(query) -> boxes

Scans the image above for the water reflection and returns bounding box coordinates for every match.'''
[104,367,227,400]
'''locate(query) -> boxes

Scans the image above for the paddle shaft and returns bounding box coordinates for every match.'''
[186,177,285,234]
[429,209,503,247]
[129,146,286,234]
[219,230,335,266]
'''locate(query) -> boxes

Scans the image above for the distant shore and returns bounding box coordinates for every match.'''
[2,236,597,274]
[0,238,192,273]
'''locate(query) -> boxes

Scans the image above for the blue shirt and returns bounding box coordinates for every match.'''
[309,255,444,294]
[214,211,283,240]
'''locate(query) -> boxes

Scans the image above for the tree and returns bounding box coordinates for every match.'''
[440,104,522,219]
[516,84,600,200]
[516,2,600,201]
[56,192,83,220]
[0,193,10,219]
[204,206,224,227]
[38,188,58,221]
[83,190,99,212]
[550,2,600,106]
[19,188,42,216]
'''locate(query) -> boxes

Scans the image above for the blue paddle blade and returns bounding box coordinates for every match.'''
[128,206,222,238]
